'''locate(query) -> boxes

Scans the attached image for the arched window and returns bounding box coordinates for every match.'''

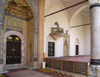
[54,22,59,28]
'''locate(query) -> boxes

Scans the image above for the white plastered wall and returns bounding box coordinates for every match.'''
[84,25,90,55]
[69,14,84,56]
[44,0,69,57]
[44,0,90,57]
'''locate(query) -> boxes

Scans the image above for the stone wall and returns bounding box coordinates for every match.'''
[0,0,44,69]
[0,26,3,64]
[27,0,38,66]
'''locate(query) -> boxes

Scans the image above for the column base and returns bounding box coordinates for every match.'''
[90,59,100,65]
[0,64,3,72]
[90,65,100,77]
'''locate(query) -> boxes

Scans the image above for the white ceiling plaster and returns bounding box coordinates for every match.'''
[62,0,85,2]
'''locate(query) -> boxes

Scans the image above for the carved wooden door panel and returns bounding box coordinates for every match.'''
[6,35,21,64]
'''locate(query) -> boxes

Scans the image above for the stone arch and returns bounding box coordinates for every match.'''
[70,3,89,27]
[3,30,25,69]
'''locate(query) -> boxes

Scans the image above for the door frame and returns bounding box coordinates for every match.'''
[3,30,25,70]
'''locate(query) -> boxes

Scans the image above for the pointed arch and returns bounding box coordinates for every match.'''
[70,3,89,27]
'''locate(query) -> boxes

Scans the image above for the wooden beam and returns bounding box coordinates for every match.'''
[44,0,88,17]
[70,23,90,28]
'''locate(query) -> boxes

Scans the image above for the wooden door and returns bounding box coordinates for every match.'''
[6,35,21,64]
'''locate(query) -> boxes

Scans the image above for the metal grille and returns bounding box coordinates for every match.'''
[63,61,73,72]
[75,62,87,75]
[46,58,52,68]
[54,60,61,70]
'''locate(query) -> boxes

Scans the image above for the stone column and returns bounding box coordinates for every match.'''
[89,0,100,65]
[38,0,45,68]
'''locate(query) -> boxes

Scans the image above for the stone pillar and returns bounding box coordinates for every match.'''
[89,0,100,65]
[38,0,45,68]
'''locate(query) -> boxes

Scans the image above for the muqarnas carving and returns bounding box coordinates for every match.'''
[5,0,34,19]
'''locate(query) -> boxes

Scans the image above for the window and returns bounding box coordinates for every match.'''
[54,22,59,28]
[48,42,55,56]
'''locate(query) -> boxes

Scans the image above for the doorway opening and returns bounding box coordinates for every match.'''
[6,35,21,64]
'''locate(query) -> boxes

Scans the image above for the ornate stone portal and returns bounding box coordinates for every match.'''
[3,31,25,70]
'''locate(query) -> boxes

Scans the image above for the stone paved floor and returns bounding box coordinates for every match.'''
[6,70,54,77]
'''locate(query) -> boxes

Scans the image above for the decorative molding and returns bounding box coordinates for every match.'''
[90,3,100,9]
[89,0,100,5]
[6,28,23,34]
[7,18,22,29]
[90,59,100,65]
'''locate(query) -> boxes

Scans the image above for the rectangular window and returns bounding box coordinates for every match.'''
[48,42,55,56]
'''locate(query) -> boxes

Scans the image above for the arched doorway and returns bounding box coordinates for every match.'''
[3,30,25,70]
[6,35,21,64]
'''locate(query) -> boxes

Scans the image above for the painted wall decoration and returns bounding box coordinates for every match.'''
[0,0,8,26]
[6,28,23,34]
[7,18,22,29]
[28,0,38,34]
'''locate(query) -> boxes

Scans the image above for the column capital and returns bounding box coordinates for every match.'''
[89,0,100,5]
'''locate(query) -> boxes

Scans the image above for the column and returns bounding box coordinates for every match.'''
[89,0,100,65]
[38,0,45,68]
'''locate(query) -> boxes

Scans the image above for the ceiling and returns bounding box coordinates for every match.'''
[60,0,90,13]
[81,6,90,13]
[60,0,90,23]
[61,0,85,2]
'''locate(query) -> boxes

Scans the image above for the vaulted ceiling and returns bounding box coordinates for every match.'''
[45,0,90,24]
